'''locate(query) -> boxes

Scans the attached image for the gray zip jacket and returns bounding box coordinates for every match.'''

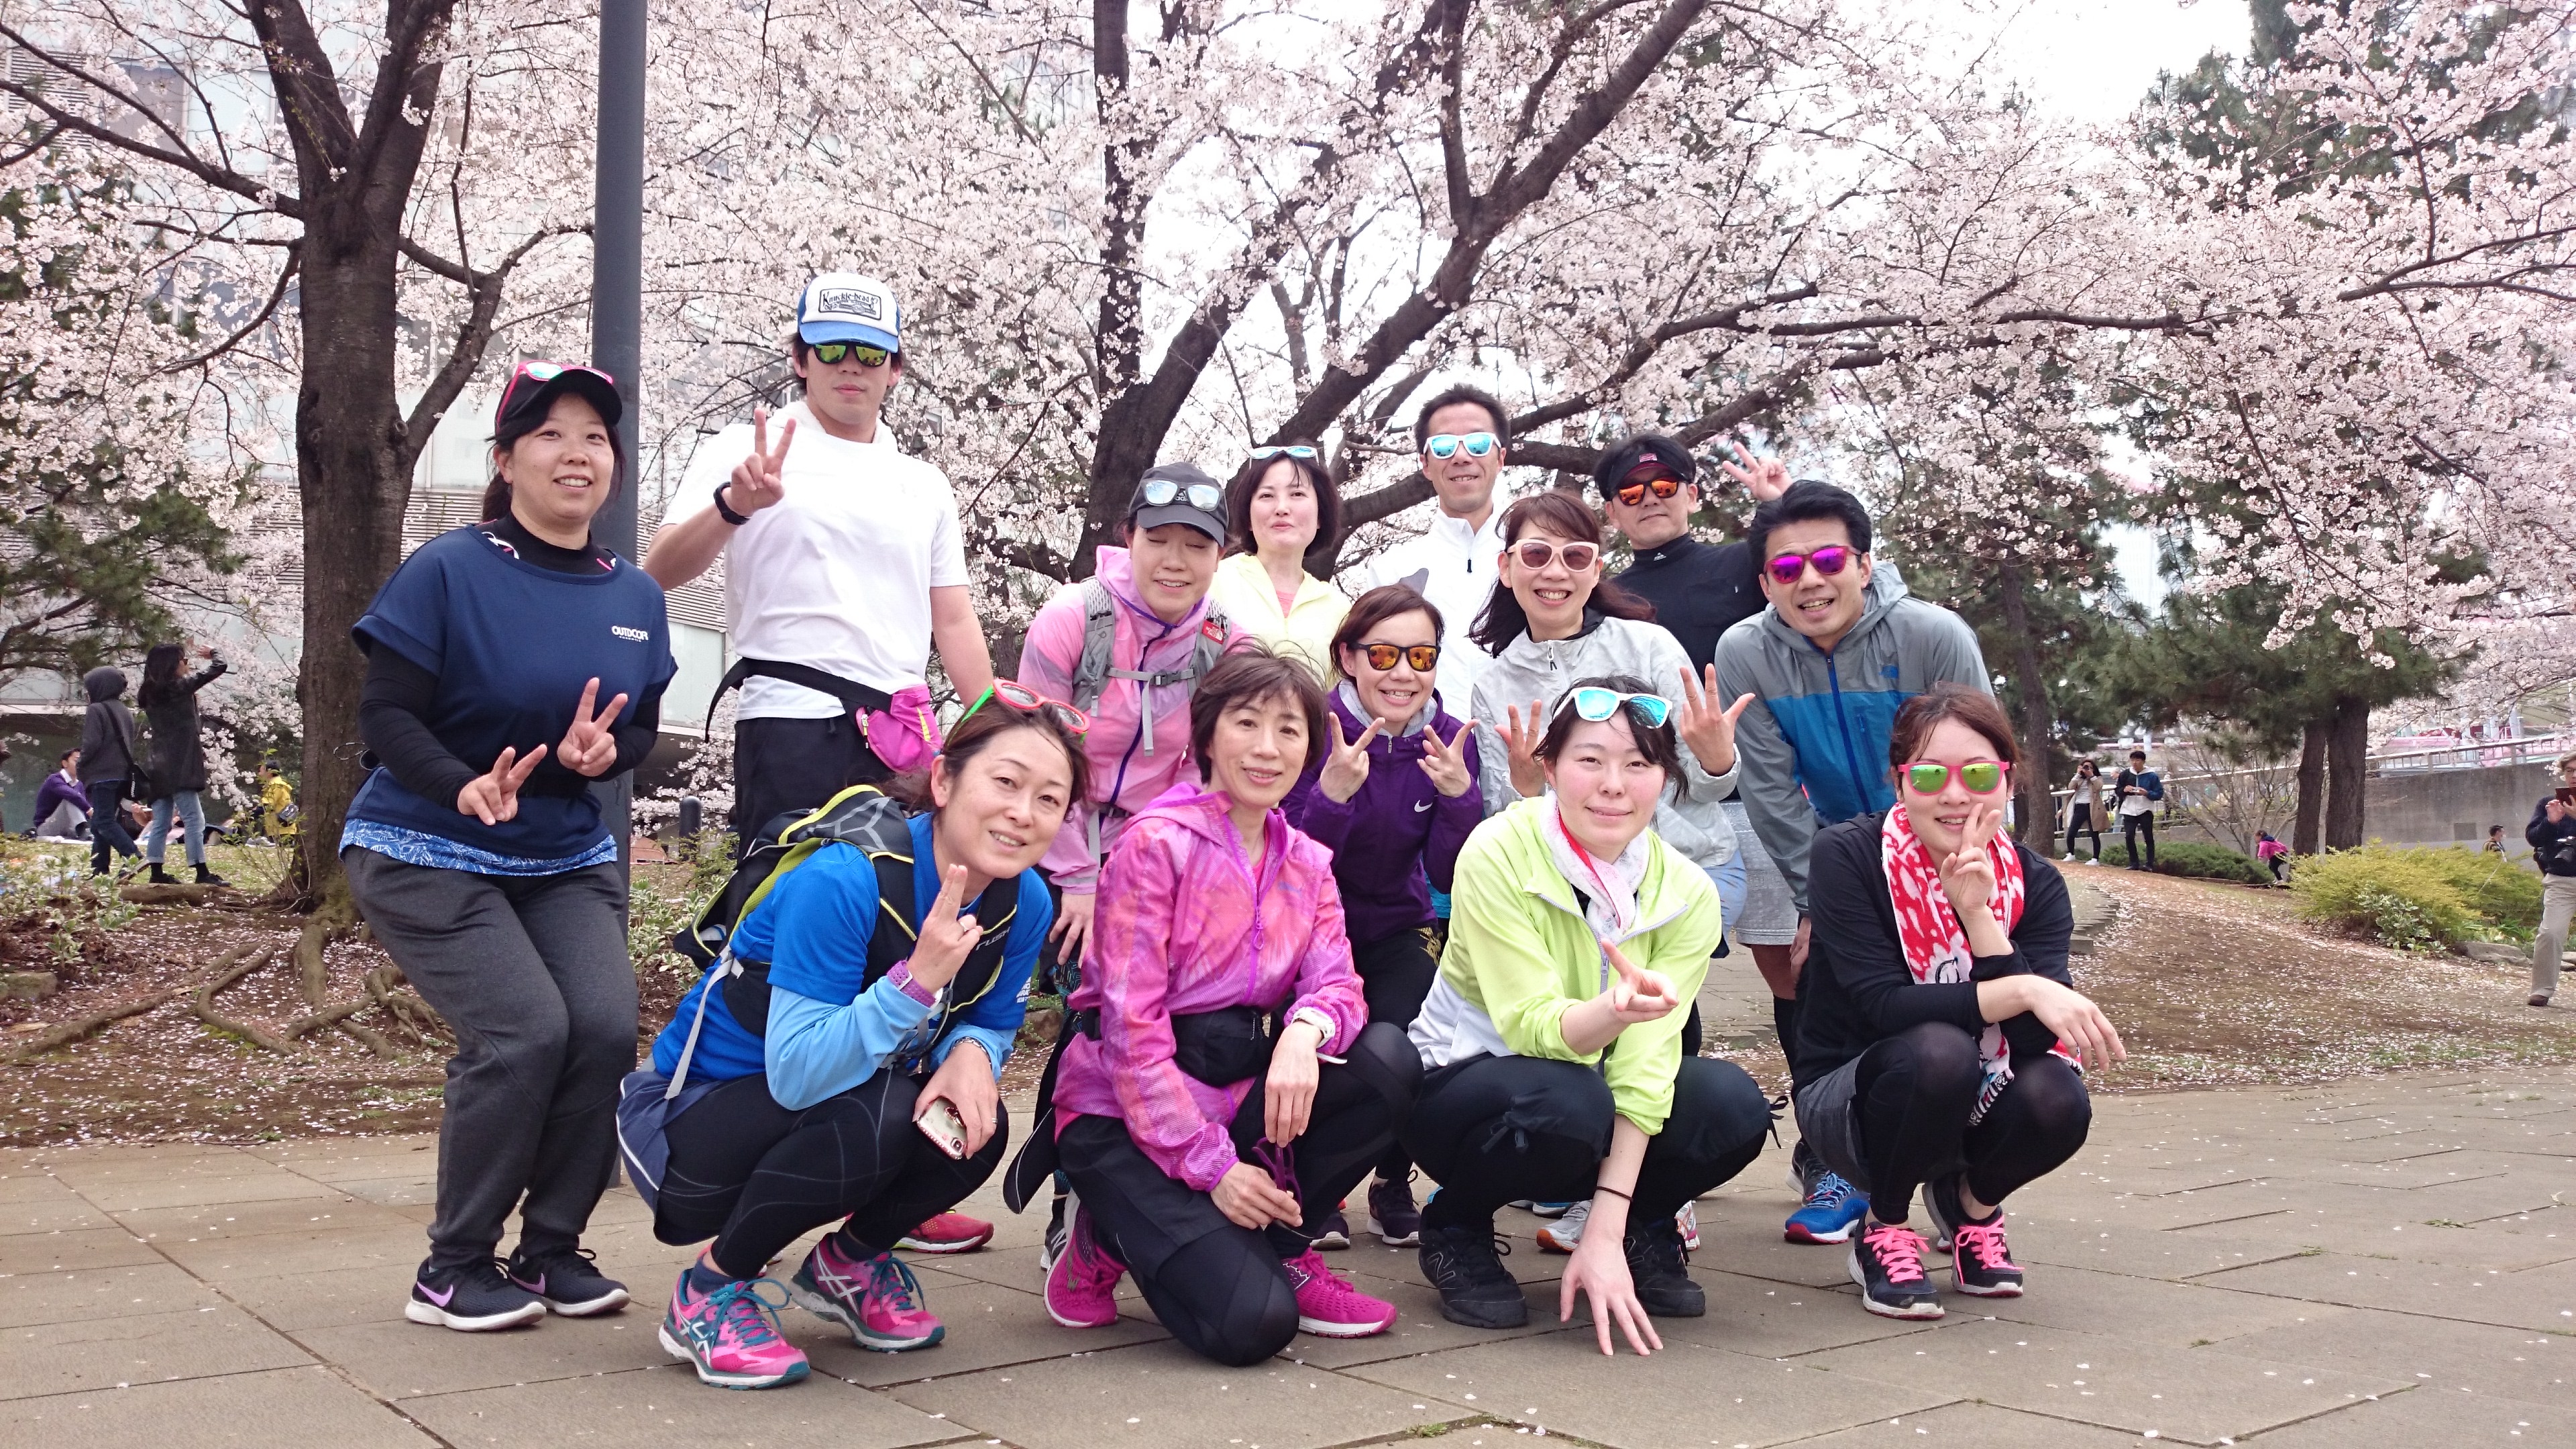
[1711,564,1991,912]
[1467,612,1739,871]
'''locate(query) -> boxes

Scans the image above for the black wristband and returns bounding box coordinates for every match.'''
[713,482,751,527]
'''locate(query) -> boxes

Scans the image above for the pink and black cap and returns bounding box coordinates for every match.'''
[494,360,623,435]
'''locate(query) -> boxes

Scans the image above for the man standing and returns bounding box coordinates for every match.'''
[2114,748,2163,871]
[647,273,995,841]
[1711,477,1992,1245]
[1350,386,1515,705]
[2522,750,2576,1009]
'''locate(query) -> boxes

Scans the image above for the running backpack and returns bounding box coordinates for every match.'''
[1065,578,1232,715]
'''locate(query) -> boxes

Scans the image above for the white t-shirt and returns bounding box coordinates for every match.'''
[1348,500,1511,710]
[673,399,969,719]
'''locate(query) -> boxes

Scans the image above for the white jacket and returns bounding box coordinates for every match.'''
[1466,612,1740,871]
[1350,504,1511,706]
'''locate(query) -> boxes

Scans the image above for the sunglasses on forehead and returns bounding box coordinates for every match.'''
[1250,445,1318,462]
[959,680,1091,737]
[1357,641,1440,672]
[808,340,893,367]
[1764,543,1854,586]
[1554,686,1673,729]
[498,360,614,417]
[1903,760,2008,794]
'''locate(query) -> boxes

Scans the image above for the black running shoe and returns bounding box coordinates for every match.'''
[1417,1220,1527,1329]
[1621,1214,1704,1318]
[507,1244,631,1316]
[408,1258,545,1331]
[1313,1208,1352,1250]
[1849,1220,1943,1320]
[1368,1174,1421,1247]
[1923,1175,2024,1297]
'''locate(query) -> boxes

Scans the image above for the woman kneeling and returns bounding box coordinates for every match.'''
[1407,676,1774,1355]
[1046,648,1422,1366]
[1795,684,2125,1320]
[639,700,1082,1387]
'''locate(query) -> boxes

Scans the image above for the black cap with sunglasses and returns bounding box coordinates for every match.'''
[495,360,623,435]
[1591,434,1695,503]
[1126,462,1228,542]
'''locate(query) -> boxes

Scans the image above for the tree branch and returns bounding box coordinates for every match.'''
[158,247,301,376]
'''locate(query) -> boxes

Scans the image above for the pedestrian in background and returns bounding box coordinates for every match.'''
[2113,749,2161,871]
[77,667,143,877]
[2484,824,2507,856]
[2061,759,2104,863]
[2524,749,2576,1010]
[136,640,230,886]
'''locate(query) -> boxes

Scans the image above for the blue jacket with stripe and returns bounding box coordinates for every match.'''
[1712,564,1992,912]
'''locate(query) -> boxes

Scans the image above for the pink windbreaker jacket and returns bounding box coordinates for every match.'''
[1016,545,1238,894]
[1051,782,1368,1192]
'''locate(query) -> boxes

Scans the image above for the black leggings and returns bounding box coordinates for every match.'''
[1059,1021,1420,1366]
[2064,805,2102,859]
[1854,1022,2090,1220]
[1353,929,1440,1179]
[1405,1053,1773,1229]
[2123,811,2156,867]
[657,1069,1006,1279]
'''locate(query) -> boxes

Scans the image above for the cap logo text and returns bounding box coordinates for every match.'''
[819,288,881,320]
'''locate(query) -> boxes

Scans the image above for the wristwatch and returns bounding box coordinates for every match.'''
[713,482,751,527]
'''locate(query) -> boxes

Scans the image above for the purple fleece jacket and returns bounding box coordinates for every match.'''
[1281,685,1483,944]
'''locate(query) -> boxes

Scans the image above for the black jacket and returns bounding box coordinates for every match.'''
[2528,798,2576,878]
[1609,535,1763,674]
[77,667,137,784]
[1790,812,2074,1090]
[138,659,227,796]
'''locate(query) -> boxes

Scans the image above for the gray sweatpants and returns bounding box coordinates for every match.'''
[344,849,637,1271]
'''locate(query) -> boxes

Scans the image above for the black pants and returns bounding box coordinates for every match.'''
[1406,1053,1772,1229]
[1059,1021,1420,1366]
[657,1069,1008,1279]
[1851,1023,2091,1220]
[1353,929,1440,1179]
[87,780,138,873]
[2269,857,2287,883]
[2123,811,2156,867]
[731,713,890,848]
[343,851,636,1271]
[2064,805,2102,859]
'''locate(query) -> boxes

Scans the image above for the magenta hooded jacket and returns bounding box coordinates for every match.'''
[1051,782,1368,1192]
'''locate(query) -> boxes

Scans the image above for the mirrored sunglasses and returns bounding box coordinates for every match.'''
[1250,445,1319,462]
[1904,760,2008,794]
[1139,478,1224,512]
[1509,538,1599,572]
[809,341,893,367]
[1424,431,1499,460]
[959,680,1091,737]
[1614,474,1686,507]
[1359,642,1440,672]
[1556,686,1672,729]
[1764,543,1854,586]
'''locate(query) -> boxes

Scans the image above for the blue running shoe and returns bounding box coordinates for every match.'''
[1784,1171,1868,1244]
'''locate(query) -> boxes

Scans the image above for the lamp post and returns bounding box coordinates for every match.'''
[594,0,645,862]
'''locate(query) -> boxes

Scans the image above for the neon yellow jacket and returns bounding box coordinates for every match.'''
[1411,797,1722,1134]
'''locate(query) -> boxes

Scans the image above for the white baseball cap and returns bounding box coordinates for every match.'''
[796,272,901,352]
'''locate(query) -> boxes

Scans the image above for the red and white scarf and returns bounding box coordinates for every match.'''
[1880,805,2051,1124]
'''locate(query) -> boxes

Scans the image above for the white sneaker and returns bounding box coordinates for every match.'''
[1676,1201,1701,1252]
[1536,1199,1589,1253]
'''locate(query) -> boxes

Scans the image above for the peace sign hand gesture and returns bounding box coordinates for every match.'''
[1717,440,1789,502]
[555,678,631,779]
[908,863,985,991]
[1937,802,2006,919]
[725,405,795,517]
[457,745,546,826]
[1601,939,1680,1025]
[1501,700,1548,798]
[1674,664,1755,777]
[1417,721,1474,798]
[1318,715,1384,804]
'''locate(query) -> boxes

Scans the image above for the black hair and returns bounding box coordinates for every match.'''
[1331,584,1445,677]
[58,747,78,767]
[1533,673,1686,803]
[1746,478,1874,564]
[1223,445,1340,567]
[1412,384,1511,450]
[1189,643,1330,785]
[1466,491,1657,654]
[2129,748,2148,761]
[1888,684,2019,769]
[883,696,1091,814]
[137,642,184,709]
[480,389,628,523]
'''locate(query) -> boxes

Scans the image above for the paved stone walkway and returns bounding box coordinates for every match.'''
[3,1067,2570,1448]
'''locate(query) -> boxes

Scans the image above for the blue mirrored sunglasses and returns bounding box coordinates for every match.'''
[1140,478,1224,511]
[1250,445,1319,462]
[1556,687,1672,729]
[1424,432,1499,460]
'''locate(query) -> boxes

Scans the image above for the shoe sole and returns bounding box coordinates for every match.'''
[1043,1293,1121,1331]
[1297,1311,1396,1338]
[657,1325,810,1388]
[1949,1274,2024,1297]
[893,1234,992,1254]
[1372,1221,1421,1247]
[1535,1230,1578,1254]
[1783,1219,1860,1245]
[788,1283,947,1351]
[1431,1297,1529,1330]
[406,1299,545,1332]
[1636,1295,1706,1318]
[1846,1251,1944,1320]
[1312,1234,1351,1250]
[535,1287,630,1316]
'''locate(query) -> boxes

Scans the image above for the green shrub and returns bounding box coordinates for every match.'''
[2151,841,2271,885]
[2290,846,2483,950]
[2408,847,2542,934]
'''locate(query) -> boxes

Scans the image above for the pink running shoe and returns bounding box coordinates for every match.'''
[1947,1216,2026,1297]
[790,1237,945,1351]
[896,1211,994,1255]
[659,1268,810,1389]
[1280,1248,1397,1338]
[1044,1202,1126,1330]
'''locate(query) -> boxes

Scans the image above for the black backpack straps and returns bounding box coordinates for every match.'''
[863,862,1022,1013]
[865,851,922,983]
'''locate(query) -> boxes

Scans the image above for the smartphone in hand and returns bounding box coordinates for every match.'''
[916,1098,969,1160]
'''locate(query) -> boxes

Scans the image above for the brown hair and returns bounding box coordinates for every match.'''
[1886,683,2019,769]
[1224,447,1341,566]
[1533,673,1686,802]
[1467,491,1657,653]
[1329,584,1446,677]
[1188,643,1330,784]
[885,695,1090,812]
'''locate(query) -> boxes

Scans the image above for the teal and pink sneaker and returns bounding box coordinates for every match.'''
[1044,1201,1126,1330]
[1279,1248,1397,1338]
[789,1236,945,1352]
[659,1268,810,1389]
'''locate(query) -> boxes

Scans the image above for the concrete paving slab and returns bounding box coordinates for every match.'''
[1260,1267,1586,1370]
[240,1135,438,1170]
[1974,1264,2352,1348]
[1791,1316,2408,1445]
[1654,1269,1938,1359]
[1345,1335,1951,1448]
[327,1175,441,1209]
[2198,1250,2576,1333]
[0,1175,85,1206]
[2219,1305,2576,1410]
[1782,1399,2145,1447]
[301,1313,664,1399]
[0,1364,434,1446]
[0,1263,222,1330]
[892,1337,1463,1448]
[2236,1383,2573,1447]
[60,1169,342,1215]
[0,1226,159,1276]
[2003,1226,2310,1281]
[403,1362,967,1448]
[0,1303,310,1401]
[110,1195,412,1244]
[0,1195,115,1238]
[217,1263,416,1332]
[149,1223,428,1281]
[801,1275,1169,1387]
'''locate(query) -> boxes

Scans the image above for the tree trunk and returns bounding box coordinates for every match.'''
[1994,561,2058,851]
[2293,716,2327,854]
[292,236,417,905]
[2324,693,2370,850]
